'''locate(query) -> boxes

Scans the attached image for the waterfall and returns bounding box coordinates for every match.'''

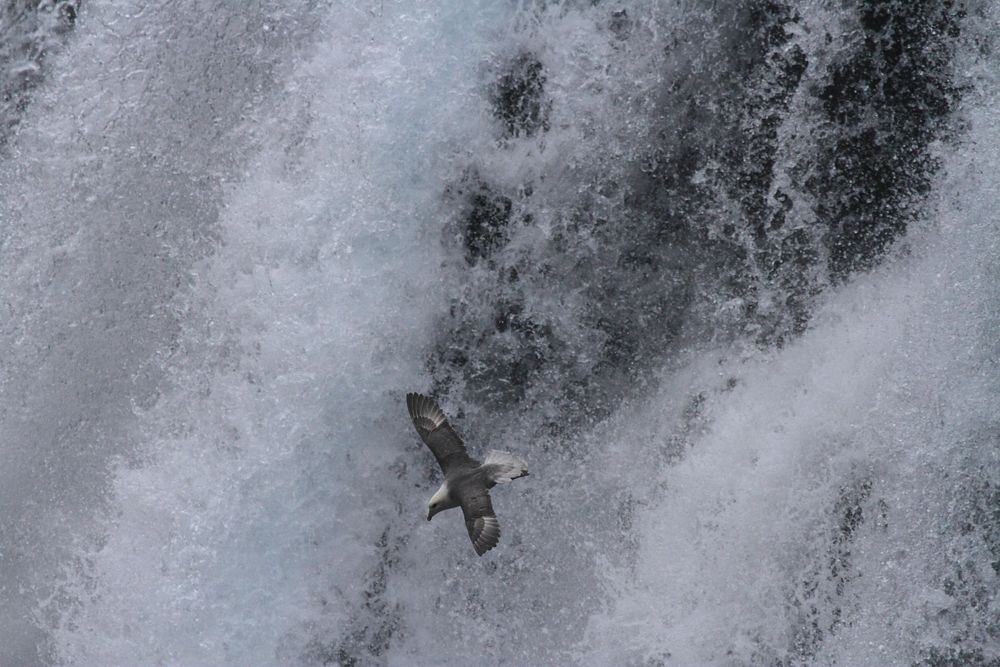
[1,1,997,665]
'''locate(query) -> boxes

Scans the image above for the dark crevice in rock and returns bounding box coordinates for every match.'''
[0,0,81,147]
[916,648,1000,667]
[445,170,515,265]
[788,476,882,663]
[490,51,551,140]
[628,1,818,349]
[917,457,1000,666]
[419,0,970,457]
[814,0,965,278]
[306,527,404,665]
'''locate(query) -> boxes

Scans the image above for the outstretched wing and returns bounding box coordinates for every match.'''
[458,487,501,556]
[406,393,472,473]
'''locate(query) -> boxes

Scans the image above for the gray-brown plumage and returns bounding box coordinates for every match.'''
[406,392,528,556]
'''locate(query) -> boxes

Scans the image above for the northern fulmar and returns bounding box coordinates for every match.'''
[406,393,529,556]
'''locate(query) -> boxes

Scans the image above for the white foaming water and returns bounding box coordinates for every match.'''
[584,80,1000,667]
[41,2,514,665]
[0,1,996,665]
[0,1,325,662]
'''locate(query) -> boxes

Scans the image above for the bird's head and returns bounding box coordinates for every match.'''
[426,483,451,521]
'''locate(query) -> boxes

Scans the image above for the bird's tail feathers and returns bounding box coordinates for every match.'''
[483,450,529,484]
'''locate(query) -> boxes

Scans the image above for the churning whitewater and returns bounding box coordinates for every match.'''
[0,1,997,665]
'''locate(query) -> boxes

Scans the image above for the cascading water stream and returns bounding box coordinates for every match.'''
[0,1,997,665]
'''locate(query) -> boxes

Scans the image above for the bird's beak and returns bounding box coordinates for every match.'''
[426,510,432,521]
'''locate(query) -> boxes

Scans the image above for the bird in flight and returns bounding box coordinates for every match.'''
[406,392,529,556]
